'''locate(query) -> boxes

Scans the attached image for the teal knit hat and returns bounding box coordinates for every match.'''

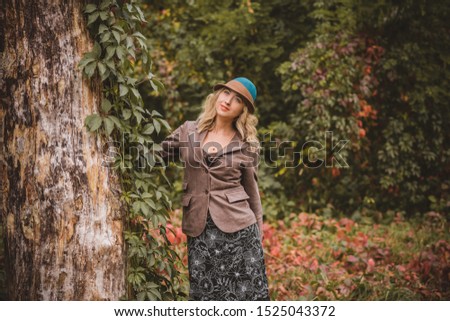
[213,77,257,113]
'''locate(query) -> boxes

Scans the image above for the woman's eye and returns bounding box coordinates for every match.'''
[224,89,230,94]
[236,97,242,104]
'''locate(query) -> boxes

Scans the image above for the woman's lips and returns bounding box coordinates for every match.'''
[220,104,230,111]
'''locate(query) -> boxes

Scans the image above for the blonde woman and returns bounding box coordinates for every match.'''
[161,77,269,300]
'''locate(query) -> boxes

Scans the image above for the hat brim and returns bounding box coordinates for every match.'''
[213,83,255,114]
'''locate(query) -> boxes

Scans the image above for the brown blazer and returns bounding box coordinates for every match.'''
[160,120,263,238]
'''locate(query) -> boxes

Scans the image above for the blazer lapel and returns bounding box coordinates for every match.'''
[214,132,245,158]
[191,125,207,163]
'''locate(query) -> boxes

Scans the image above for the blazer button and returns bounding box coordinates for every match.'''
[204,189,209,194]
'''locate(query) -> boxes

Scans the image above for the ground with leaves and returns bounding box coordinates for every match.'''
[167,209,449,300]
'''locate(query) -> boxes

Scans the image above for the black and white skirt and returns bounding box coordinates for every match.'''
[187,213,270,301]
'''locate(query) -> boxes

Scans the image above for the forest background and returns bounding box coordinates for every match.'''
[141,0,449,300]
[1,0,449,300]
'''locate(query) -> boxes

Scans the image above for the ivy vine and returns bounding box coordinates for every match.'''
[79,0,186,300]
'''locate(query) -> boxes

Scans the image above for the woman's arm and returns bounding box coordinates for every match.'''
[241,150,264,240]
[156,121,187,166]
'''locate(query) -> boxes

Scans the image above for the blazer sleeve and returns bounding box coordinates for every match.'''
[240,149,264,239]
[157,121,187,166]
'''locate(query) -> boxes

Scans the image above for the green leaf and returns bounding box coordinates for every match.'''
[78,56,96,70]
[159,119,171,130]
[142,124,154,135]
[153,119,161,134]
[131,88,140,99]
[84,4,97,14]
[133,110,143,125]
[104,117,114,135]
[126,36,134,49]
[84,61,97,78]
[99,0,110,10]
[132,200,141,213]
[98,24,108,34]
[85,114,102,132]
[99,11,108,21]
[119,84,129,97]
[135,6,146,22]
[101,99,112,113]
[100,31,111,43]
[97,62,106,76]
[116,46,126,61]
[149,289,162,301]
[111,25,125,33]
[87,12,100,26]
[132,31,146,40]
[136,37,147,50]
[112,30,121,44]
[105,46,116,60]
[149,78,166,95]
[122,109,132,120]
[92,41,102,59]
[108,115,123,129]
[151,110,163,118]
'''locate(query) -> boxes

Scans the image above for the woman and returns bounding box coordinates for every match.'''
[160,77,269,301]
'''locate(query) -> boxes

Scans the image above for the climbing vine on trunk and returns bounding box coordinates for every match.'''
[79,0,185,300]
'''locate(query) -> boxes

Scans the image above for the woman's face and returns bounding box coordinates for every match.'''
[215,89,246,120]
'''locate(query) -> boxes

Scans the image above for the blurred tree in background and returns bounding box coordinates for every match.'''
[138,0,449,221]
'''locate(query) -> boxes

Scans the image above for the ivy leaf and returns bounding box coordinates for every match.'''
[133,110,143,125]
[119,84,129,97]
[92,41,102,59]
[132,200,141,214]
[151,110,163,118]
[87,12,100,26]
[108,115,123,129]
[84,4,97,14]
[84,61,97,78]
[122,109,132,120]
[136,37,147,50]
[78,56,96,70]
[116,46,126,61]
[98,24,108,34]
[159,119,171,130]
[149,78,166,95]
[103,117,114,135]
[140,202,151,218]
[145,198,156,210]
[99,0,110,10]
[105,46,116,60]
[85,114,102,132]
[153,119,161,134]
[135,6,146,22]
[126,36,134,49]
[112,30,121,44]
[97,61,106,77]
[142,123,154,135]
[132,31,146,40]
[131,88,141,99]
[100,31,111,43]
[99,11,108,21]
[101,99,112,113]
[149,289,162,301]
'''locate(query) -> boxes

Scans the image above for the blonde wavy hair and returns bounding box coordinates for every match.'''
[197,89,260,151]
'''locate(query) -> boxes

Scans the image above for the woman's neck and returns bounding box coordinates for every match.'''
[212,116,235,135]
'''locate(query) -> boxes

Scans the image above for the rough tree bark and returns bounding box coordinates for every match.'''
[0,1,126,300]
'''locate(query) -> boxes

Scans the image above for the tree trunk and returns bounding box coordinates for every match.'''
[0,1,126,300]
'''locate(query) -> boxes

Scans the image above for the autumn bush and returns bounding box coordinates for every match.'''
[166,209,449,300]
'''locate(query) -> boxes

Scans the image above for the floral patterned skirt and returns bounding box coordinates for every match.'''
[187,212,270,301]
